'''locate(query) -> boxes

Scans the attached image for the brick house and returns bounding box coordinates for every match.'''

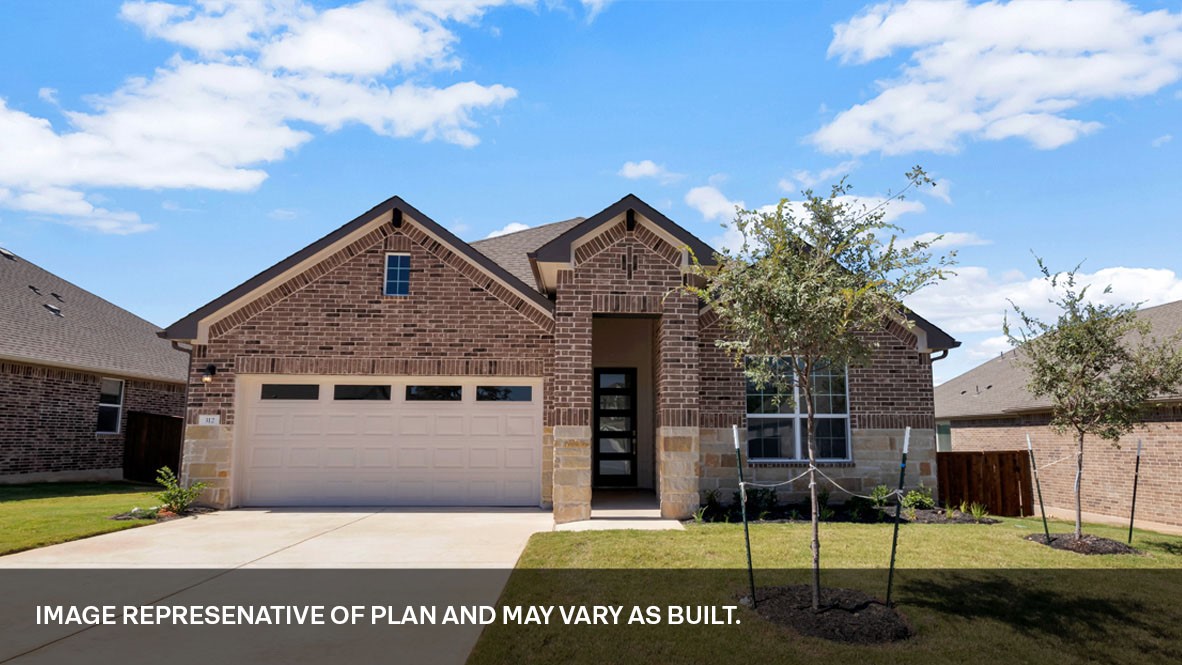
[935,299,1182,530]
[0,247,187,483]
[162,195,956,523]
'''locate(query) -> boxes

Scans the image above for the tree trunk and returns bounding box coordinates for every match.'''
[1075,431,1084,539]
[804,376,820,611]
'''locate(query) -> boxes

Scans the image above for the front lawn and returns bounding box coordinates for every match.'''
[0,482,160,555]
[469,517,1182,664]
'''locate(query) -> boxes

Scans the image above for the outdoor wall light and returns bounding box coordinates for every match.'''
[201,364,217,383]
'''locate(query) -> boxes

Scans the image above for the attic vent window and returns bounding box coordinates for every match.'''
[0,247,14,260]
[29,285,41,295]
[51,292,64,302]
[43,303,63,317]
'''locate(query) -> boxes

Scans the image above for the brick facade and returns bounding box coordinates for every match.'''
[696,314,939,502]
[182,219,555,507]
[179,208,942,518]
[0,360,186,480]
[947,406,1182,528]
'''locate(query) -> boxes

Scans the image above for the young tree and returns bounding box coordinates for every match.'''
[685,167,954,610]
[1005,261,1182,539]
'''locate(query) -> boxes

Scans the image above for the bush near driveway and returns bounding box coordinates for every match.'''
[0,482,159,555]
[469,518,1182,665]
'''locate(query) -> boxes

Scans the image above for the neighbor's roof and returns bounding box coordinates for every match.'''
[470,217,584,287]
[0,247,188,383]
[934,299,1182,420]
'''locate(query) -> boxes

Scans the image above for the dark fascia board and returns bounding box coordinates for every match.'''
[904,308,960,352]
[162,196,554,340]
[532,194,718,265]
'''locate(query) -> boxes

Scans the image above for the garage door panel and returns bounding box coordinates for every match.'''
[326,415,359,435]
[470,415,500,436]
[506,415,535,436]
[288,414,322,435]
[397,447,430,468]
[238,377,541,507]
[324,447,356,468]
[398,415,430,435]
[286,447,320,468]
[435,415,465,436]
[432,447,465,468]
[362,415,394,435]
[360,447,393,468]
[468,448,500,468]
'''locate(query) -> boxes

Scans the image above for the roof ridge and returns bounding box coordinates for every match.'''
[470,217,585,244]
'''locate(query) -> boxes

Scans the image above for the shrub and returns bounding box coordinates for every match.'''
[969,502,990,521]
[870,484,892,507]
[902,484,935,510]
[156,466,207,514]
[845,496,874,522]
[734,487,778,520]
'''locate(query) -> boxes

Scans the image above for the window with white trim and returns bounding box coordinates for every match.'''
[746,360,850,461]
[97,378,124,434]
[384,253,410,296]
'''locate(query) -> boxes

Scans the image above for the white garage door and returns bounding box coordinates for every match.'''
[236,376,542,507]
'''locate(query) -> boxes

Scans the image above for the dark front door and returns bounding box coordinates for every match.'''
[593,368,638,487]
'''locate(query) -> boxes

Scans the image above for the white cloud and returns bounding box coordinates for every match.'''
[581,0,614,21]
[485,221,530,238]
[268,208,298,220]
[905,265,1182,337]
[685,185,744,222]
[816,0,1182,155]
[1152,133,1173,147]
[778,160,860,192]
[0,186,151,234]
[925,178,952,204]
[618,159,682,184]
[0,1,524,233]
[899,231,989,249]
[689,183,927,252]
[37,88,58,105]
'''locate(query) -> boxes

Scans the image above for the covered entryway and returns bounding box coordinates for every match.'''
[235,376,543,507]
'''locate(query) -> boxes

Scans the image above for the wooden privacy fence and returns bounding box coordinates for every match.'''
[123,411,185,484]
[937,450,1034,517]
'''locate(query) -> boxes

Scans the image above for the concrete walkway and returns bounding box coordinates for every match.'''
[0,508,554,665]
[0,507,554,568]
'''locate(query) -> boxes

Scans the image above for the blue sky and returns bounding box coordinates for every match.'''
[1,0,1180,384]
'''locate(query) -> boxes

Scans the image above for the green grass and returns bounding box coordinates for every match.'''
[0,482,160,555]
[469,517,1182,664]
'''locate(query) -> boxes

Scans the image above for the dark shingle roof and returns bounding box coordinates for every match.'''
[934,299,1182,419]
[0,248,188,383]
[469,217,584,288]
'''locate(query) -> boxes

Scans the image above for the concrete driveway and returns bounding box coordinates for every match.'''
[0,507,553,568]
[0,508,553,665]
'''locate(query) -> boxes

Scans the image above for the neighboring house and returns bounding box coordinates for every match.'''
[935,299,1182,529]
[0,247,188,483]
[162,195,957,522]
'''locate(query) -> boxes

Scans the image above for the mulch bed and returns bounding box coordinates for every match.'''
[1025,532,1139,555]
[896,507,999,525]
[111,506,216,522]
[749,585,913,644]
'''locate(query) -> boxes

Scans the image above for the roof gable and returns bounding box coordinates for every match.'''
[532,194,717,265]
[163,196,554,342]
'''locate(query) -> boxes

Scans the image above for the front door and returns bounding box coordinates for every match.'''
[593,368,638,487]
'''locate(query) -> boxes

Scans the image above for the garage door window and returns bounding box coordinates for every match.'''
[476,386,533,402]
[334,385,391,401]
[406,385,462,401]
[261,384,319,400]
